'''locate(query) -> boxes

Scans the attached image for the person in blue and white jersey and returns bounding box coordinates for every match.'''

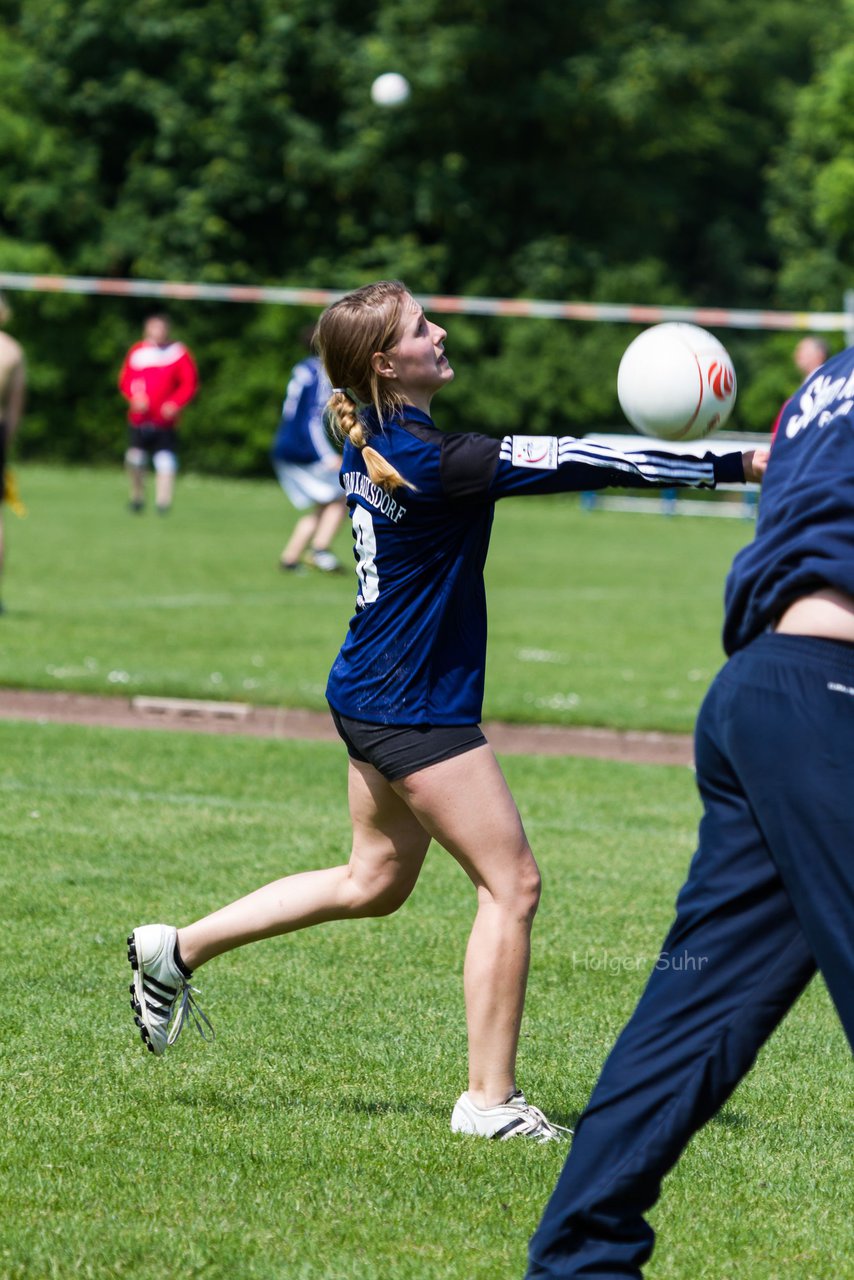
[272,327,346,573]
[127,281,765,1143]
[527,346,854,1274]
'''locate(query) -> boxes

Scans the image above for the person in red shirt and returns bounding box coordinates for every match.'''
[119,314,199,513]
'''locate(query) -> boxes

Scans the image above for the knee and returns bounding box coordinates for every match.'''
[125,447,146,469]
[365,882,412,917]
[344,870,413,919]
[490,854,541,924]
[152,450,177,475]
[518,860,542,921]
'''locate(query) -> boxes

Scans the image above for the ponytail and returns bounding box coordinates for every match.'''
[327,388,415,493]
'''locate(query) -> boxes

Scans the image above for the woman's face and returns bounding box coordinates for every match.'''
[379,295,454,411]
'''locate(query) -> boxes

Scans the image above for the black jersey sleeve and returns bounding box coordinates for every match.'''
[397,417,501,501]
[438,432,502,500]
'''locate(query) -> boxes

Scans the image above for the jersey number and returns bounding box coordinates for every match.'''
[352,506,379,605]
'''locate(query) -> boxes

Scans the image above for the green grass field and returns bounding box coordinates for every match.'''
[2,720,851,1280]
[2,463,760,732]
[2,464,850,1278]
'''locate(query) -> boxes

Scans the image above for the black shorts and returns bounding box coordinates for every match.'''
[329,707,486,782]
[128,425,179,457]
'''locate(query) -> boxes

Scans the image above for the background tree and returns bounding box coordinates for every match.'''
[0,0,848,472]
[766,0,854,307]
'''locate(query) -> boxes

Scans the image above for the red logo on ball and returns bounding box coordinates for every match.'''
[708,361,734,400]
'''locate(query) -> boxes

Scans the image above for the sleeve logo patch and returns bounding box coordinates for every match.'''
[511,436,558,470]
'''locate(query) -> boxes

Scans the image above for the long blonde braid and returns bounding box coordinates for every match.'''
[315,282,417,494]
[326,388,415,493]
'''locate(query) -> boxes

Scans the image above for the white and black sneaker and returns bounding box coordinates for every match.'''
[306,549,343,574]
[127,923,214,1056]
[451,1090,571,1143]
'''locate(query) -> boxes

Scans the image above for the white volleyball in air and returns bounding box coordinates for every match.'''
[617,322,737,441]
[370,72,411,106]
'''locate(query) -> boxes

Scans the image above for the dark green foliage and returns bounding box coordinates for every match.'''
[0,0,849,471]
[766,2,854,306]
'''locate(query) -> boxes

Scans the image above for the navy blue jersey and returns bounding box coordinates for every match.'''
[723,345,854,655]
[271,356,335,465]
[326,407,746,725]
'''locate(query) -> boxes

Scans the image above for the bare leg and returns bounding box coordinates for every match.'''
[155,469,175,511]
[392,745,541,1109]
[171,744,540,1114]
[310,499,347,553]
[281,510,320,566]
[126,460,145,506]
[177,760,431,970]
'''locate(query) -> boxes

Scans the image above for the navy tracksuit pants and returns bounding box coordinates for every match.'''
[527,633,854,1279]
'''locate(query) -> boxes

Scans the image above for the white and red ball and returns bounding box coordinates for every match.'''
[617,322,737,441]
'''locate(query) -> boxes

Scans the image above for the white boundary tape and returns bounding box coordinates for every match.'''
[0,271,847,332]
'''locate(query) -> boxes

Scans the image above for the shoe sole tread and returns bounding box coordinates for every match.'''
[127,932,164,1055]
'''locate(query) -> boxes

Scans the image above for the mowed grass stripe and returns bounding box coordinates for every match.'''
[1,720,851,1280]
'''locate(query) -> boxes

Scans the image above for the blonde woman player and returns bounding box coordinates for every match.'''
[128,281,766,1141]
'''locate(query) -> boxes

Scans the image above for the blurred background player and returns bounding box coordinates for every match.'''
[119,314,199,514]
[0,292,26,616]
[770,333,830,441]
[793,334,830,380]
[271,326,346,573]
